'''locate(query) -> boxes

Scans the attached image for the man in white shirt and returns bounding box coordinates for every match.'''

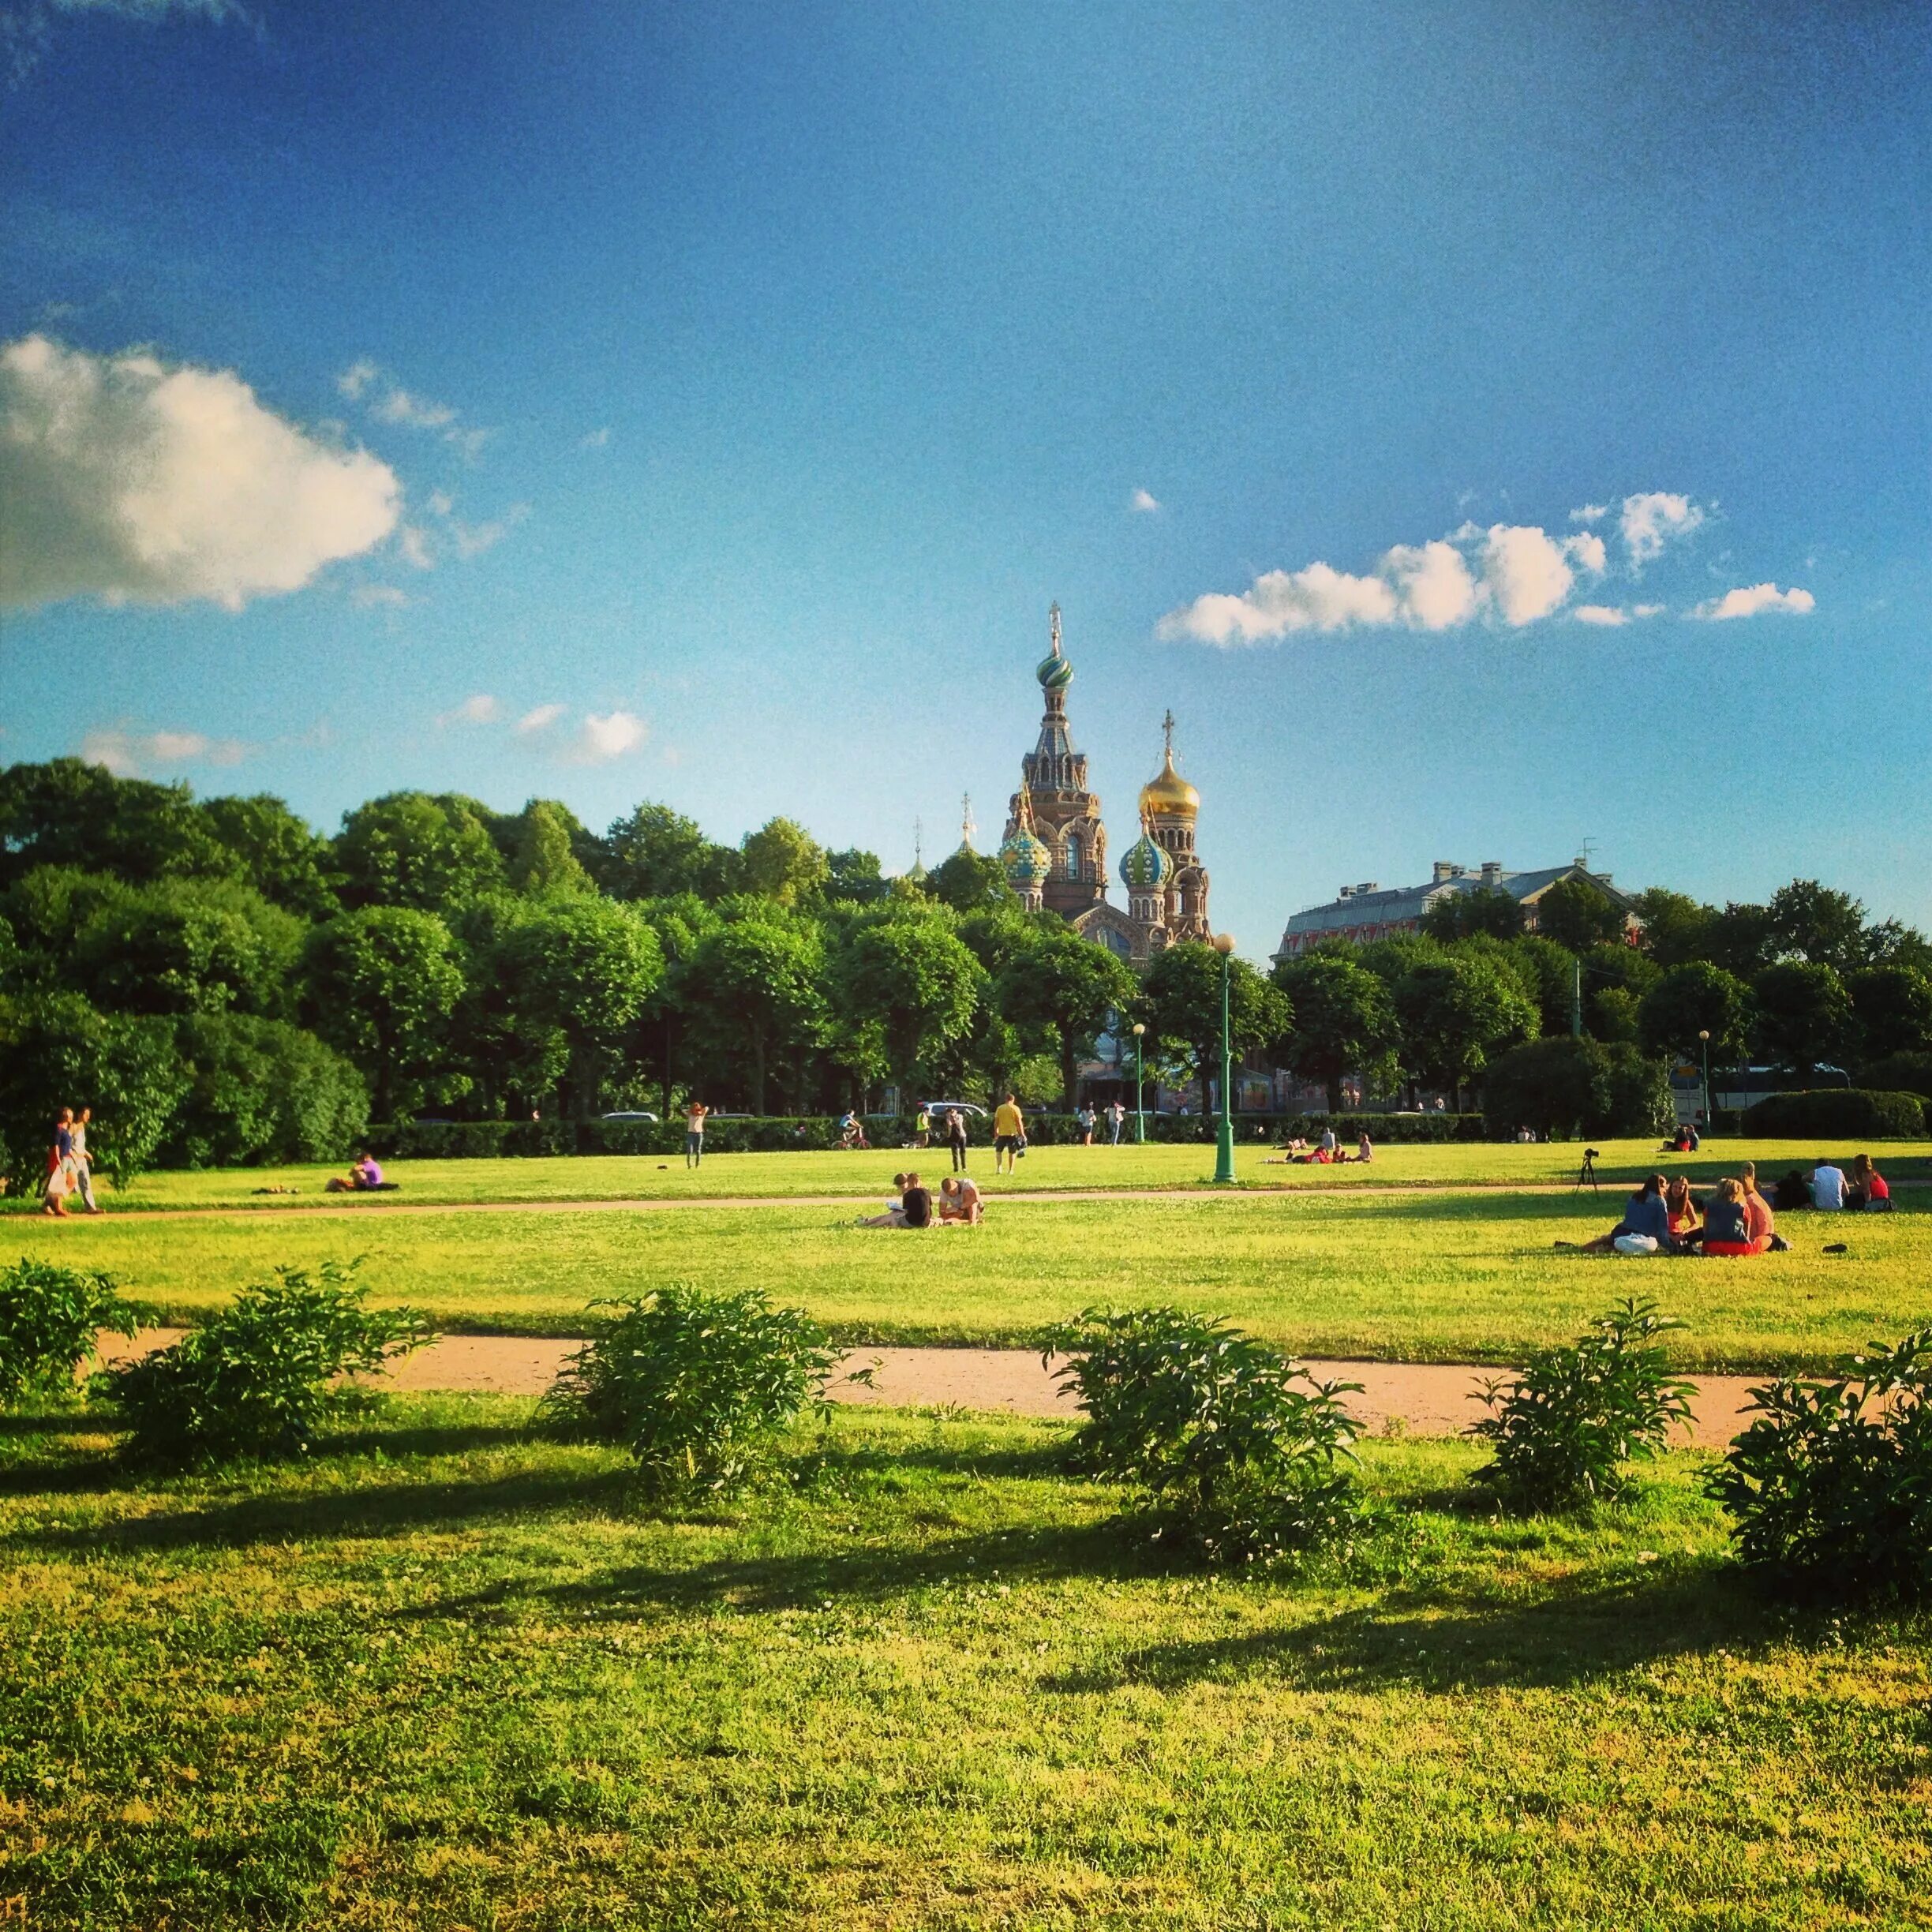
[1810,1159,1846,1211]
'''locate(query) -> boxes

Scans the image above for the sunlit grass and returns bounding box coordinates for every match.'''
[2,1395,1926,1930]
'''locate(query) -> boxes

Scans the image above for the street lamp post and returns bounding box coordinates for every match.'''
[1212,933,1237,1184]
[1698,1028,1712,1136]
[1132,1021,1147,1144]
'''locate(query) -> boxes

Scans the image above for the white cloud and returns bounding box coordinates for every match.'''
[80,724,248,777]
[1569,504,1608,525]
[352,583,408,610]
[372,385,456,430]
[1563,531,1607,575]
[397,524,433,570]
[5,0,239,82]
[517,702,565,736]
[0,335,400,612]
[438,692,500,726]
[1477,524,1574,626]
[1573,605,1628,626]
[1380,539,1477,631]
[1130,487,1161,513]
[1633,603,1666,618]
[426,489,453,516]
[336,358,379,402]
[1690,582,1815,621]
[1159,562,1398,644]
[1620,491,1704,567]
[567,710,647,764]
[578,426,612,451]
[447,504,526,560]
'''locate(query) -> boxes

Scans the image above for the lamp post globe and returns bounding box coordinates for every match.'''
[1697,1028,1713,1135]
[1212,932,1237,1184]
[1130,1021,1148,1144]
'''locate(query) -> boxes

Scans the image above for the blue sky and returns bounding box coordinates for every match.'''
[2,0,1926,955]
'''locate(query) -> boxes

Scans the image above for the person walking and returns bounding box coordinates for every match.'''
[684,1100,709,1170]
[1106,1099,1126,1146]
[945,1106,970,1171]
[69,1105,102,1214]
[914,1105,931,1150]
[43,1107,77,1217]
[993,1092,1024,1175]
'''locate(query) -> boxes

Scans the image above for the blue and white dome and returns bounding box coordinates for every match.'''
[1120,826,1173,893]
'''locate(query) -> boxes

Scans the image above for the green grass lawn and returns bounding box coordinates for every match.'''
[2,1395,1926,1929]
[13,1189,1930,1371]
[20,1137,1930,1215]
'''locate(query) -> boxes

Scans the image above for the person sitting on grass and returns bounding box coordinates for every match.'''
[326,1151,385,1193]
[1739,1163,1790,1252]
[1664,1174,1702,1242]
[1810,1156,1847,1211]
[1694,1177,1758,1256]
[1561,1173,1678,1255]
[1356,1130,1374,1163]
[1848,1153,1893,1212]
[938,1174,983,1224]
[856,1171,933,1229]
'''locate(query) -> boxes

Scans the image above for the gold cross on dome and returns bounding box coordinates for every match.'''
[1162,709,1176,757]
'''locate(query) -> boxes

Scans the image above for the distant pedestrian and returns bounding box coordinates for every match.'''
[946,1107,969,1171]
[1106,1099,1126,1145]
[42,1107,77,1218]
[1076,1103,1097,1146]
[915,1106,931,1150]
[684,1100,709,1169]
[69,1105,101,1214]
[993,1092,1024,1175]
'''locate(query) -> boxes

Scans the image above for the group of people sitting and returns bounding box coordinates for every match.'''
[324,1152,395,1193]
[1266,1127,1373,1166]
[856,1170,984,1228]
[1569,1151,1893,1256]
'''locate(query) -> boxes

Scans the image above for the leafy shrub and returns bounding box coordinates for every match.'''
[92,1260,432,1463]
[0,1257,151,1403]
[1043,1305,1365,1563]
[1743,1088,1926,1140]
[1483,1037,1675,1140]
[1470,1299,1694,1512]
[1709,1331,1932,1603]
[1858,1051,1932,1105]
[159,1013,370,1168]
[543,1286,837,1497]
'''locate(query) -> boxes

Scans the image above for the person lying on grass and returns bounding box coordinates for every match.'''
[855,1172,934,1229]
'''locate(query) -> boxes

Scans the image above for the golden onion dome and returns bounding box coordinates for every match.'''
[1140,745,1200,820]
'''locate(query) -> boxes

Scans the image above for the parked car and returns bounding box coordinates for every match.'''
[601,1110,660,1122]
[920,1100,988,1118]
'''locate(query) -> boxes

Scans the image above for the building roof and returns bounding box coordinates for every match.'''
[1275,862,1635,953]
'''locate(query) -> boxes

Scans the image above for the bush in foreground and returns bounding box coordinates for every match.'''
[0,1257,151,1403]
[543,1286,837,1498]
[1043,1305,1365,1563]
[1710,1330,1932,1603]
[92,1260,432,1463]
[1470,1298,1694,1512]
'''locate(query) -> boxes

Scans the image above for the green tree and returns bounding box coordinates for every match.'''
[1630,888,1715,968]
[1393,956,1539,1108]
[1766,878,1868,972]
[682,908,826,1114]
[824,848,889,906]
[159,1013,370,1167]
[0,991,188,1193]
[1503,934,1581,1039]
[302,907,467,1119]
[739,817,829,908]
[602,803,742,900]
[508,799,595,896]
[1705,902,1775,977]
[1138,942,1291,1117]
[829,908,984,1102]
[334,792,507,914]
[0,758,238,889]
[72,878,305,1019]
[929,847,1017,915]
[1483,1037,1612,1140]
[497,900,665,1116]
[1532,877,1625,953]
[1848,964,1932,1061]
[1638,961,1755,1065]
[1751,960,1854,1077]
[200,794,339,919]
[1423,884,1522,942]
[1578,943,1660,1042]
[995,925,1138,1110]
[1271,953,1395,1112]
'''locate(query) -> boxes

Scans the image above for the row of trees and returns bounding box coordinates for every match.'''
[2,758,1930,1178]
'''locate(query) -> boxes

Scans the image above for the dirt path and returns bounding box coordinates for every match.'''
[93,1331,1766,1447]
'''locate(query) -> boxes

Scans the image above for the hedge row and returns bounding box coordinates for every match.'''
[360,1110,1494,1159]
[1742,1089,1927,1140]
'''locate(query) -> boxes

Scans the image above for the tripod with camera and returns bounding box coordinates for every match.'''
[1574,1147,1601,1193]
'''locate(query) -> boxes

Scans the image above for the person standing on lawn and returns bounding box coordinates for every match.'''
[1106,1099,1126,1145]
[684,1100,709,1169]
[69,1105,101,1214]
[993,1092,1024,1174]
[945,1106,970,1171]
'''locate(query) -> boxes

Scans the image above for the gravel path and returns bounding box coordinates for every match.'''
[93,1331,1766,1447]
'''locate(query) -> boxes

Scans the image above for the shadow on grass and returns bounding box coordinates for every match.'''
[1044,1564,1766,1694]
[0,1410,108,1438]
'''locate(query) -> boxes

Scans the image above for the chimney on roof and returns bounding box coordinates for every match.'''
[1357,882,1377,895]
[1481,861,1502,886]
[1432,860,1457,884]
[1337,886,1352,900]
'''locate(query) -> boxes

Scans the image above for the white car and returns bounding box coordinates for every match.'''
[920,1100,987,1118]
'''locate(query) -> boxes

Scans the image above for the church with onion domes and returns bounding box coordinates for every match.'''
[998,605,1211,967]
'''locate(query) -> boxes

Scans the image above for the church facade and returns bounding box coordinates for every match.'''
[998,605,1211,966]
